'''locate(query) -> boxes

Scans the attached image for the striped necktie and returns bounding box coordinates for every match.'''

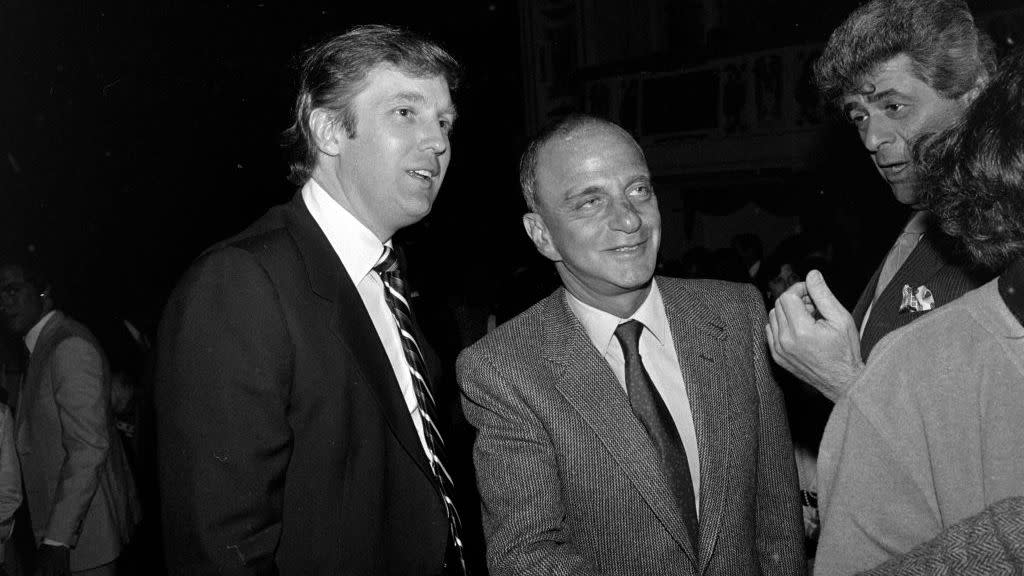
[374,247,467,575]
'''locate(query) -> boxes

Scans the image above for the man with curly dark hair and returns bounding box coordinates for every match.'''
[815,47,1024,575]
[767,0,995,408]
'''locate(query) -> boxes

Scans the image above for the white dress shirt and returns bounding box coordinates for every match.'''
[302,178,428,454]
[23,310,56,354]
[566,280,701,513]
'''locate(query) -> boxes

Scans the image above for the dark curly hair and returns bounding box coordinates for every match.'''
[814,0,996,106]
[282,25,461,185]
[915,49,1024,270]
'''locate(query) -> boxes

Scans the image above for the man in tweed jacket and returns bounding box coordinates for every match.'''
[457,115,804,575]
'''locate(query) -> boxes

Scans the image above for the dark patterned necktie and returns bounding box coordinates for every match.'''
[374,247,467,575]
[614,320,699,548]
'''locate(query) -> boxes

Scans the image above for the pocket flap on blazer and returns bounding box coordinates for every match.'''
[227,522,281,568]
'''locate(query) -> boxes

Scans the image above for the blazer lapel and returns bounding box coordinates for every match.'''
[661,282,731,573]
[16,312,65,451]
[544,289,698,564]
[852,261,883,331]
[880,232,950,299]
[284,195,434,483]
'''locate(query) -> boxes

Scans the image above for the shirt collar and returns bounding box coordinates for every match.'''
[565,279,671,355]
[24,310,57,354]
[302,178,389,285]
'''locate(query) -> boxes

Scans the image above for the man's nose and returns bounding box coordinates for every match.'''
[420,122,448,156]
[609,197,642,233]
[862,115,895,153]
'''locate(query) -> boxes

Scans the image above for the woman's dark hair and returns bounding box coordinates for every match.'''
[916,49,1024,270]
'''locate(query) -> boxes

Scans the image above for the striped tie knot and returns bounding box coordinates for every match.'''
[373,247,405,295]
[374,246,400,276]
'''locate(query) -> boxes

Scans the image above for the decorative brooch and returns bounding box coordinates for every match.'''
[899,284,935,313]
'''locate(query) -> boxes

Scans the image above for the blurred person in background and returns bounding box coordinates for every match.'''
[0,263,138,576]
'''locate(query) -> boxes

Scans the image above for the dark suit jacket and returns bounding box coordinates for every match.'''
[851,227,991,360]
[155,193,450,575]
[457,278,804,576]
[18,312,139,571]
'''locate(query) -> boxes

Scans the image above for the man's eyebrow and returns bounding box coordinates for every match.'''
[563,177,649,203]
[388,92,458,119]
[865,88,910,104]
[562,185,602,204]
[842,87,914,113]
[390,91,427,104]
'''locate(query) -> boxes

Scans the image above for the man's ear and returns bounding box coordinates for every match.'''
[309,108,342,156]
[39,284,54,314]
[523,212,561,263]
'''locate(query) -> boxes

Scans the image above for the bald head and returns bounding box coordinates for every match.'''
[519,115,645,213]
[519,115,659,317]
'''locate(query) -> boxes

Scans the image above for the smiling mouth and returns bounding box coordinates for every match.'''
[608,240,647,253]
[407,169,435,182]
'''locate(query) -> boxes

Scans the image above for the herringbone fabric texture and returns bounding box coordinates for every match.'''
[860,496,1024,575]
[457,277,805,576]
[375,247,466,575]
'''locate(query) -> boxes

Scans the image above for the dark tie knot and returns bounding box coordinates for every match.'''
[373,247,400,276]
[614,319,644,356]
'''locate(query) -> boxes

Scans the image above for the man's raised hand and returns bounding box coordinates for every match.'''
[766,270,864,402]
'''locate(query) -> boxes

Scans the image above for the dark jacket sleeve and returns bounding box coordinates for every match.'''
[155,248,293,576]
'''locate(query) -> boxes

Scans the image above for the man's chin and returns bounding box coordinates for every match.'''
[614,270,656,293]
[888,181,920,206]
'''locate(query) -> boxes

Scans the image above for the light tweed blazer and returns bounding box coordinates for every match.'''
[19,312,139,571]
[458,277,804,576]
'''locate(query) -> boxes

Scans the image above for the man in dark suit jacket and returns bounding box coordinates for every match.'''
[0,264,139,576]
[155,26,467,575]
[766,0,995,402]
[457,115,804,575]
